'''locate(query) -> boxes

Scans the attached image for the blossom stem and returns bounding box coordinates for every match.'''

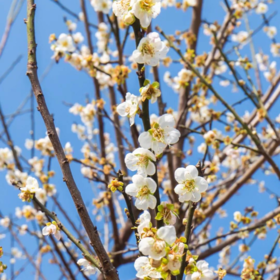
[177,201,196,280]
[132,19,162,227]
[33,197,101,271]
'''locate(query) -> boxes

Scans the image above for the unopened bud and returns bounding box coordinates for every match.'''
[123,12,135,25]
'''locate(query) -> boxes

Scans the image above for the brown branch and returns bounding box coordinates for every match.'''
[25,2,119,279]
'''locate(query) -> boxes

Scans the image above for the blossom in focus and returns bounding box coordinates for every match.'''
[134,256,162,279]
[131,0,161,28]
[139,225,177,260]
[137,210,152,236]
[19,176,40,202]
[125,148,156,177]
[113,0,135,25]
[77,258,97,276]
[174,165,208,203]
[42,222,61,240]
[116,92,140,125]
[91,0,112,14]
[132,32,169,66]
[140,80,161,103]
[138,114,180,155]
[125,174,157,210]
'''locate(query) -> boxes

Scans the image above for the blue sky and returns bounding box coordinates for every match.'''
[0,0,280,279]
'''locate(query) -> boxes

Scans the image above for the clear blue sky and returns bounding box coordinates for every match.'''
[0,0,279,279]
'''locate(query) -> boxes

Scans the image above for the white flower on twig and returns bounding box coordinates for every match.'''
[132,32,169,66]
[125,175,157,210]
[174,165,208,203]
[125,148,156,177]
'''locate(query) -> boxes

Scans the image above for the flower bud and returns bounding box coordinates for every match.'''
[123,12,135,25]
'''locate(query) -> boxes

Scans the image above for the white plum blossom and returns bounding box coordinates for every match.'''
[234,211,242,222]
[91,0,112,14]
[77,258,97,276]
[35,188,47,205]
[125,148,156,177]
[173,69,194,92]
[113,0,134,24]
[131,0,161,28]
[125,175,157,210]
[66,20,77,32]
[138,114,180,155]
[72,32,84,44]
[214,61,227,75]
[42,222,61,240]
[264,26,277,39]
[132,32,169,66]
[0,148,13,169]
[174,165,208,203]
[255,3,268,14]
[20,176,39,194]
[264,61,276,82]
[134,256,162,279]
[25,139,33,150]
[117,92,140,126]
[271,43,280,57]
[186,260,215,280]
[0,217,10,228]
[137,210,152,235]
[139,225,177,260]
[197,143,207,154]
[231,31,249,46]
[55,33,75,53]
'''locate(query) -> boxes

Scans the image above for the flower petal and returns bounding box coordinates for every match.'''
[175,168,187,183]
[195,176,208,192]
[125,183,138,197]
[145,177,157,193]
[135,198,149,210]
[146,161,156,176]
[185,165,198,180]
[139,132,152,149]
[116,102,128,117]
[139,237,154,255]
[191,190,201,202]
[158,114,175,128]
[157,225,176,245]
[147,194,157,209]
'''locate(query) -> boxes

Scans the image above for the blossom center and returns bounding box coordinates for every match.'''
[137,154,149,167]
[139,0,155,11]
[150,123,164,142]
[152,240,166,253]
[184,179,195,192]
[62,41,69,47]
[125,106,131,113]
[140,42,155,57]
[137,185,150,197]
